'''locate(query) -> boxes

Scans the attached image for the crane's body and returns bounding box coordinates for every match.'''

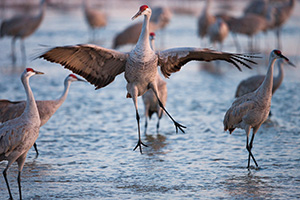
[0,68,44,200]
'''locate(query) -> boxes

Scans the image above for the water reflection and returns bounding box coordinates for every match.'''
[224,171,273,199]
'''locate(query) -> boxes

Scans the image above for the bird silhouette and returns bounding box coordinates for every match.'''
[38,5,258,153]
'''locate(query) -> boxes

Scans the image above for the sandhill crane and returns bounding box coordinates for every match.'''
[223,50,295,168]
[82,0,107,41]
[207,17,229,50]
[0,74,85,157]
[38,5,258,153]
[0,68,44,200]
[197,0,216,44]
[235,58,286,98]
[142,32,167,134]
[267,0,295,49]
[0,0,46,66]
[224,13,270,52]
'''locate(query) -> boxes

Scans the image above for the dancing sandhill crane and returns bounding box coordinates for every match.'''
[223,50,295,168]
[0,0,46,66]
[142,32,167,134]
[83,0,107,41]
[0,74,85,157]
[197,0,216,43]
[235,58,286,98]
[267,0,295,49]
[207,17,229,50]
[0,68,44,200]
[38,5,258,153]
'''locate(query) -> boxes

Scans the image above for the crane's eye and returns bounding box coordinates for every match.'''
[274,50,282,56]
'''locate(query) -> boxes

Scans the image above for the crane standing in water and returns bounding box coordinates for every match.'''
[0,68,44,200]
[0,0,46,66]
[223,50,295,168]
[142,32,167,134]
[0,74,85,157]
[38,5,258,154]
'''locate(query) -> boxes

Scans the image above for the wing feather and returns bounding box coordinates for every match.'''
[38,44,129,89]
[157,48,258,78]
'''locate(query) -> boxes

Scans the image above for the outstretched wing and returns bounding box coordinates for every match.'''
[38,44,129,89]
[157,48,258,78]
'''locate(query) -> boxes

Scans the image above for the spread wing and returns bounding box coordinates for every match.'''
[38,44,129,89]
[156,48,258,78]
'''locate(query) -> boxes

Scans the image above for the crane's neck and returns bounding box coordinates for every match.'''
[22,76,39,120]
[257,56,276,97]
[150,39,155,51]
[273,60,284,93]
[135,14,152,53]
[56,79,71,106]
[204,0,211,14]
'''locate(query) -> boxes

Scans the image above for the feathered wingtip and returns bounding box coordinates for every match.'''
[30,44,55,61]
[230,52,262,71]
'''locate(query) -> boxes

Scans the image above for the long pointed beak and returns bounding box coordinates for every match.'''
[281,55,296,67]
[34,70,44,75]
[131,10,142,20]
[77,77,86,82]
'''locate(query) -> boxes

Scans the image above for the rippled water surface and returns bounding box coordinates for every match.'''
[0,1,300,199]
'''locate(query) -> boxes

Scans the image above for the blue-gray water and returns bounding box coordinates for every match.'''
[0,1,300,199]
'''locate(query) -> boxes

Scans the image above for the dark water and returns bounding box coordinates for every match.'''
[0,1,300,199]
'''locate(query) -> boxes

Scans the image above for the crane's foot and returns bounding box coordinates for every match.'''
[133,139,148,154]
[174,121,186,134]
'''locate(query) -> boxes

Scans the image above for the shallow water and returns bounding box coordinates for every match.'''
[0,1,300,199]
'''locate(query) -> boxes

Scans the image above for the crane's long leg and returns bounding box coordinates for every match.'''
[20,39,26,66]
[131,90,147,153]
[149,84,186,133]
[18,171,22,200]
[3,167,13,200]
[276,28,282,50]
[33,142,39,158]
[11,37,16,66]
[232,33,241,52]
[246,126,258,168]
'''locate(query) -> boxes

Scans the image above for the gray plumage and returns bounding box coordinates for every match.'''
[207,17,229,50]
[0,68,44,200]
[235,58,285,98]
[0,0,46,65]
[38,5,258,153]
[0,74,84,157]
[223,50,295,168]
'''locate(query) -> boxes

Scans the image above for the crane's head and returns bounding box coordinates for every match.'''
[67,74,86,82]
[272,50,295,67]
[150,32,156,40]
[132,5,151,20]
[22,68,44,78]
